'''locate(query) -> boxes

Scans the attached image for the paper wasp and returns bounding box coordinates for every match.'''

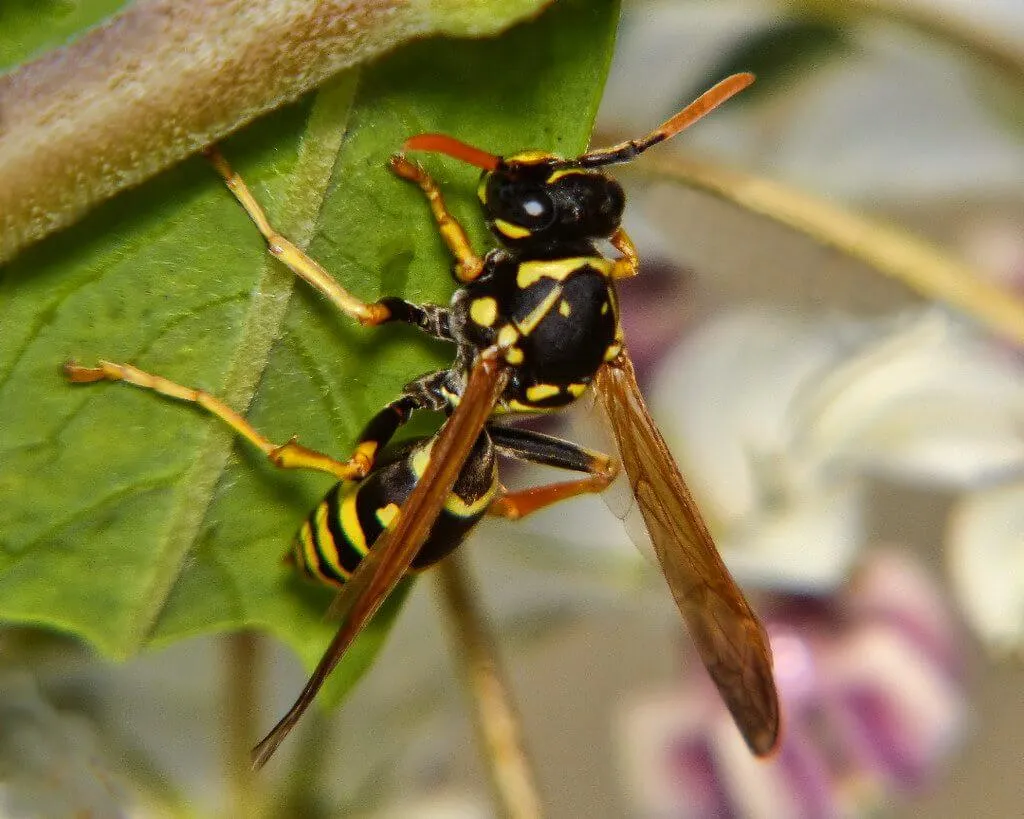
[65,72,778,767]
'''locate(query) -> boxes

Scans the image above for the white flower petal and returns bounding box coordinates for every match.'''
[948,482,1024,649]
[650,308,860,523]
[797,312,1024,487]
[721,480,866,593]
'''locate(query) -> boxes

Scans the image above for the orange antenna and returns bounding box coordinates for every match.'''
[573,72,754,168]
[403,134,500,172]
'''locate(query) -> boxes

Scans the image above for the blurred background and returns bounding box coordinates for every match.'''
[4,0,1024,816]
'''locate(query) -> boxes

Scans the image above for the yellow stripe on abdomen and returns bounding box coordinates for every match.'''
[297,521,320,578]
[339,490,369,556]
[313,501,346,577]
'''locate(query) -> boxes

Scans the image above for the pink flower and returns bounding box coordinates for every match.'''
[617,551,966,818]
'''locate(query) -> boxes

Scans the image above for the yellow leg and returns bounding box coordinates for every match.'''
[205,148,391,327]
[64,361,373,481]
[609,227,639,279]
[487,456,618,520]
[388,155,484,283]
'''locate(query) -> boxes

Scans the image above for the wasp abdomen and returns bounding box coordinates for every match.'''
[291,435,498,588]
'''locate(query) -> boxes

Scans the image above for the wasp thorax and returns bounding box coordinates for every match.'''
[481,159,626,247]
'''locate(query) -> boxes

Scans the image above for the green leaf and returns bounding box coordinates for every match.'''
[0,1,562,262]
[0,0,130,69]
[0,0,620,703]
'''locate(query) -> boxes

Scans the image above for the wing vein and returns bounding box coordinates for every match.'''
[595,353,780,755]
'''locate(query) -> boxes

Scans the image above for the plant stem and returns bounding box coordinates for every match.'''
[0,0,553,262]
[638,154,1024,345]
[787,0,1024,95]
[435,554,544,819]
[223,630,263,819]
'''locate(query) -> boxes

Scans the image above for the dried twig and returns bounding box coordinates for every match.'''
[435,554,544,819]
[638,155,1024,345]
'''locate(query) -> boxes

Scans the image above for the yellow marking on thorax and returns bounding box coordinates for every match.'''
[340,491,368,556]
[470,297,498,327]
[526,383,560,402]
[376,502,400,529]
[497,325,519,349]
[315,502,346,574]
[558,299,572,317]
[509,150,554,163]
[515,284,563,336]
[477,178,488,205]
[504,346,524,365]
[604,341,623,362]
[567,383,588,398]
[516,256,613,289]
[545,168,587,184]
[608,289,624,343]
[494,218,530,239]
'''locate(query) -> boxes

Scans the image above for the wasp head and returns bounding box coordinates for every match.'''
[402,75,754,251]
[478,153,625,249]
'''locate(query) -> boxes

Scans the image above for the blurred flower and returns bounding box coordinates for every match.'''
[616,550,967,818]
[648,307,1024,642]
[521,271,1024,638]
[941,218,1024,651]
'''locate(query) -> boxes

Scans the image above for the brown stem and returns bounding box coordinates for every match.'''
[435,554,544,819]
[0,0,552,262]
[223,630,264,819]
[637,154,1024,346]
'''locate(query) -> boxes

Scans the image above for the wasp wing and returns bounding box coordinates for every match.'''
[594,352,780,756]
[253,351,509,768]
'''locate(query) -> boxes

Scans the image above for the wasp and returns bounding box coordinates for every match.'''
[65,72,778,767]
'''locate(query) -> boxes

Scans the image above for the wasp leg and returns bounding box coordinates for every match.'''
[346,395,422,473]
[375,299,452,342]
[388,154,484,284]
[609,227,639,279]
[64,360,365,481]
[205,148,392,327]
[333,368,459,476]
[485,425,619,519]
[488,474,616,520]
